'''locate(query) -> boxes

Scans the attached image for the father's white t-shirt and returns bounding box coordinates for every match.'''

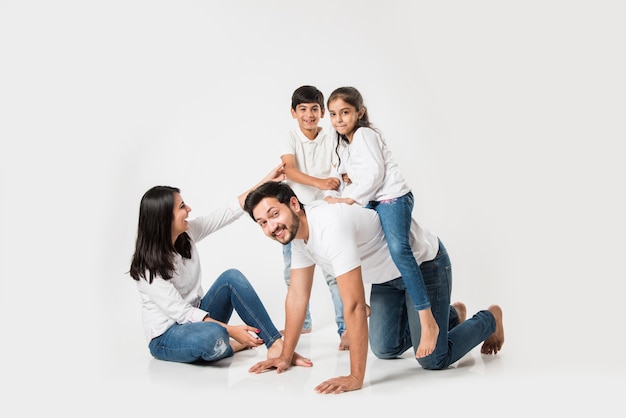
[290,201,439,284]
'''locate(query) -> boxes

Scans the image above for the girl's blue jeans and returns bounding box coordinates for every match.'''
[367,191,431,311]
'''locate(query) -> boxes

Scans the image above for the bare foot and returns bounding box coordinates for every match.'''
[338,305,370,351]
[452,301,467,323]
[481,304,505,355]
[338,330,350,351]
[230,339,252,353]
[279,328,311,335]
[266,340,313,367]
[291,352,313,367]
[416,308,439,358]
[267,339,283,359]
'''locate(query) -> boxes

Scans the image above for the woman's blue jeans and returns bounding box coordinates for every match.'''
[283,242,345,336]
[368,240,496,369]
[148,268,282,363]
[367,192,430,311]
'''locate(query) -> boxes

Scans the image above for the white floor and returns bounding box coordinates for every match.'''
[90,297,619,416]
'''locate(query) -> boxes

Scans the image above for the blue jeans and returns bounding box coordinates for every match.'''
[148,269,282,363]
[283,242,345,336]
[367,191,430,311]
[368,240,496,369]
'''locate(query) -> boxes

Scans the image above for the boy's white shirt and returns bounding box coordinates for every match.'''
[279,126,339,205]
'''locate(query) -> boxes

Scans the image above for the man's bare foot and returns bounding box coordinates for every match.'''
[452,301,467,323]
[338,330,350,351]
[481,304,505,355]
[416,308,439,358]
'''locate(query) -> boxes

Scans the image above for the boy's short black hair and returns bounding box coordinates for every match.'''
[291,85,325,111]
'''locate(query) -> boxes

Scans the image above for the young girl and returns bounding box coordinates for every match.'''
[325,86,439,359]
[129,164,312,366]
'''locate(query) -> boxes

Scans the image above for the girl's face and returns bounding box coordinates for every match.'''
[328,98,364,141]
[171,192,191,243]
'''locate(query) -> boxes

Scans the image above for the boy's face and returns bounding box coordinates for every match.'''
[291,102,325,135]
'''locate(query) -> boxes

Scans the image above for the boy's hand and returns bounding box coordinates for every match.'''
[317,177,341,191]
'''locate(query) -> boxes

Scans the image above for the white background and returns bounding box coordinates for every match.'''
[1,0,624,414]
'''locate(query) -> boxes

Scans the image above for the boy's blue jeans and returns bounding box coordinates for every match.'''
[148,268,282,363]
[283,242,345,336]
[368,240,496,369]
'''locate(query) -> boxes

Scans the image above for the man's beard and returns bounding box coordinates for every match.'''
[274,211,299,245]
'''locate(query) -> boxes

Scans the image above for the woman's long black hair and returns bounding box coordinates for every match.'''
[129,186,192,283]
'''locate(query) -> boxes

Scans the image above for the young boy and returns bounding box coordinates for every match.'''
[278,85,348,349]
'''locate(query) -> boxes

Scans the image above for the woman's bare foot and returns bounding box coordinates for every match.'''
[267,339,283,359]
[279,327,311,335]
[266,339,313,367]
[481,304,505,355]
[291,352,313,367]
[452,301,467,323]
[416,308,440,358]
[230,339,252,353]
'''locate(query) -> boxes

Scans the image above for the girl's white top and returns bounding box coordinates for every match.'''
[336,127,410,206]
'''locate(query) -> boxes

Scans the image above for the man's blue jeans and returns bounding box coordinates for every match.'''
[368,240,496,369]
[148,268,282,363]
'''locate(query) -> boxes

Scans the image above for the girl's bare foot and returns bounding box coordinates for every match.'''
[481,304,505,355]
[416,308,439,358]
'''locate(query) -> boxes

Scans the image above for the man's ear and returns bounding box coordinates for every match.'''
[289,196,301,212]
